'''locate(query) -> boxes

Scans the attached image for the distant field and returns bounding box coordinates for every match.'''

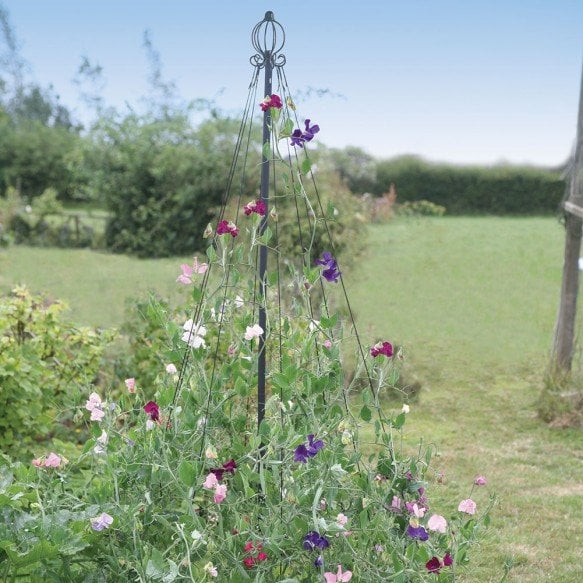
[1,217,582,581]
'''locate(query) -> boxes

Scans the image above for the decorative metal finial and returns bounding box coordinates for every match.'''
[250,11,286,68]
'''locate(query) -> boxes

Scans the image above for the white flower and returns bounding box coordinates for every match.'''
[204,562,218,577]
[181,319,207,348]
[244,324,264,341]
[165,363,178,374]
[401,404,410,414]
[234,295,244,308]
[309,319,320,332]
[145,419,155,431]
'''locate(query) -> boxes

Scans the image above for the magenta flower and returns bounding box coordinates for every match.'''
[458,498,477,515]
[210,459,238,481]
[426,553,453,574]
[259,94,283,111]
[143,401,160,422]
[216,220,239,237]
[474,475,487,486]
[370,341,393,358]
[294,434,324,463]
[243,199,267,216]
[316,252,341,283]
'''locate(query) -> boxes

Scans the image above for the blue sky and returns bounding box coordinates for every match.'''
[2,0,582,166]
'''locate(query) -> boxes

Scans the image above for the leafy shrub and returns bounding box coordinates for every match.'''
[82,113,247,258]
[397,200,446,217]
[375,155,564,215]
[0,286,115,458]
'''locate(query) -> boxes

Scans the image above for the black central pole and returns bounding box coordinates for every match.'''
[257,51,272,430]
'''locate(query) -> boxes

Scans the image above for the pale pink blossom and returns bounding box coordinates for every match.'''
[474,475,487,486]
[213,484,227,503]
[124,378,136,393]
[165,363,178,374]
[85,392,105,421]
[324,564,352,582]
[90,408,105,422]
[204,562,218,577]
[90,512,113,531]
[336,513,348,527]
[391,495,402,510]
[31,458,44,467]
[323,339,332,349]
[203,473,219,489]
[244,324,264,341]
[44,452,62,468]
[427,514,448,533]
[458,498,477,515]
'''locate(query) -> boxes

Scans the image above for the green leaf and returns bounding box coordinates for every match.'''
[178,460,196,487]
[393,412,406,429]
[301,158,312,175]
[360,405,372,422]
[280,118,294,137]
[146,547,166,579]
[262,141,271,160]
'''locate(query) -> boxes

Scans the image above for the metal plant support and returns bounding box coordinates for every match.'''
[251,12,286,428]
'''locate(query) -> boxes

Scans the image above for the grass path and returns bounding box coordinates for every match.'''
[347,218,583,582]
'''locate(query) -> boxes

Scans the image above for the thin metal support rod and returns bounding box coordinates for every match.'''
[257,51,272,429]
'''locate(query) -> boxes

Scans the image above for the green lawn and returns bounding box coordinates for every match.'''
[1,217,582,581]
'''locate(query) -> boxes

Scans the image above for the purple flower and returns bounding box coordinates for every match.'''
[290,128,305,147]
[210,459,238,481]
[316,252,341,283]
[314,555,324,568]
[406,525,429,541]
[290,119,320,147]
[294,434,324,463]
[302,119,320,142]
[303,531,330,551]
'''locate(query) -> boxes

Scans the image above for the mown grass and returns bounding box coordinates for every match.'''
[1,216,582,581]
[0,247,189,327]
[347,217,583,582]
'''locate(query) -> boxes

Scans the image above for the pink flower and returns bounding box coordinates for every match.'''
[143,401,160,422]
[244,324,264,341]
[176,257,208,284]
[31,458,44,467]
[458,498,477,515]
[213,483,227,503]
[124,378,136,393]
[165,363,178,374]
[427,514,448,533]
[336,513,348,527]
[324,564,352,582]
[216,220,239,237]
[323,339,332,349]
[44,452,62,468]
[370,341,393,358]
[474,475,487,486]
[203,473,219,489]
